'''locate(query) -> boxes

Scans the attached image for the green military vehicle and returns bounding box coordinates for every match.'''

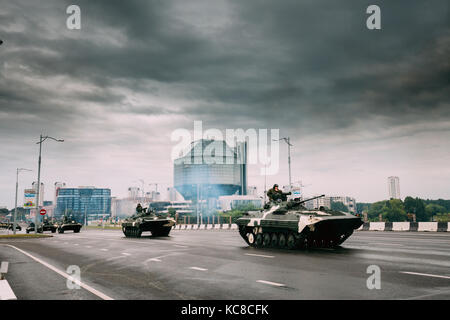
[57,215,82,233]
[236,195,363,249]
[26,219,57,233]
[121,207,176,238]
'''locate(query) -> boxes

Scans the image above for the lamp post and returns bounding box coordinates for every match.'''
[274,137,293,190]
[14,168,32,235]
[35,134,64,234]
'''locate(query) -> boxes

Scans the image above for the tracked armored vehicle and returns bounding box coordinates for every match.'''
[236,195,363,249]
[121,208,176,238]
[57,216,82,233]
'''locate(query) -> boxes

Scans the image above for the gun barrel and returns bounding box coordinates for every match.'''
[298,194,326,204]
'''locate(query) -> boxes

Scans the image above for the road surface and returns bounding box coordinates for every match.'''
[1,228,449,299]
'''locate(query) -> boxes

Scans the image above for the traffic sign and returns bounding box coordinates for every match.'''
[40,209,47,216]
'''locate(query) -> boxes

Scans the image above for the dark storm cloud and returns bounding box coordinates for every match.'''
[0,0,449,207]
[1,0,448,133]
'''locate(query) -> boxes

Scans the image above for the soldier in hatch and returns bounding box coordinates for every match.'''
[267,184,291,202]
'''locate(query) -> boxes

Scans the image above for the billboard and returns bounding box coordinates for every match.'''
[23,189,36,208]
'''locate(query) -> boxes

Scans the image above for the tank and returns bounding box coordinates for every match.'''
[236,195,363,249]
[57,216,82,233]
[121,208,176,238]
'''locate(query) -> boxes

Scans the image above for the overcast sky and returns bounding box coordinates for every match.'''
[0,0,449,208]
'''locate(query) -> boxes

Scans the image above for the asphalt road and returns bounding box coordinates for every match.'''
[1,228,449,300]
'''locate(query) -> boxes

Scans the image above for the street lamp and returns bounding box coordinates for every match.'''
[273,137,293,190]
[35,134,64,234]
[14,168,32,235]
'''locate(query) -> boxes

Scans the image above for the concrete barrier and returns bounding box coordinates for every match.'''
[369,222,385,231]
[175,222,449,232]
[392,222,410,231]
[418,222,437,232]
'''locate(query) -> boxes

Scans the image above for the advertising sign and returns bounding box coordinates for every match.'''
[23,189,36,208]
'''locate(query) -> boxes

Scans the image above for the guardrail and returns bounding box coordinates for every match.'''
[357,222,449,232]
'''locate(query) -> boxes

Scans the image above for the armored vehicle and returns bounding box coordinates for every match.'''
[121,208,176,238]
[236,195,363,249]
[57,216,82,233]
[26,220,57,233]
[1,222,22,231]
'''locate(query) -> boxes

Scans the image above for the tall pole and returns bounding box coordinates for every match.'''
[14,169,18,235]
[35,134,43,234]
[273,137,293,191]
[34,134,64,234]
[287,137,292,190]
[14,168,31,235]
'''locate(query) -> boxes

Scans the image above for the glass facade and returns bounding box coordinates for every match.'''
[56,187,111,222]
[174,139,247,200]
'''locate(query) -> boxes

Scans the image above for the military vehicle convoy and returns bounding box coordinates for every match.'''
[236,195,363,249]
[121,208,176,238]
[26,220,57,233]
[57,216,82,233]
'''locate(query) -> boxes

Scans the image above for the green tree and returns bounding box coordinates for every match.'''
[331,201,349,212]
[381,199,407,222]
[368,200,388,221]
[425,204,446,219]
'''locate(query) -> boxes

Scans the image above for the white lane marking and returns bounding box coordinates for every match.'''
[400,271,450,280]
[189,267,208,271]
[121,253,130,256]
[245,253,275,259]
[63,242,68,245]
[5,245,114,300]
[0,279,17,300]
[173,245,188,248]
[146,258,161,262]
[100,249,108,251]
[0,261,8,274]
[372,243,404,247]
[73,244,79,246]
[85,246,92,248]
[257,280,285,287]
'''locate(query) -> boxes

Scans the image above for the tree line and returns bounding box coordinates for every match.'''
[356,197,450,222]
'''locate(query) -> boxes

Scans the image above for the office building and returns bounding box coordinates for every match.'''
[173,139,247,201]
[56,186,111,222]
[388,176,400,199]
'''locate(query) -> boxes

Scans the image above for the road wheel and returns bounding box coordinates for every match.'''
[247,233,255,246]
[51,229,56,233]
[74,228,80,233]
[136,229,142,238]
[262,233,271,247]
[255,233,263,247]
[278,233,286,248]
[270,233,278,247]
[58,229,64,234]
[287,233,297,250]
